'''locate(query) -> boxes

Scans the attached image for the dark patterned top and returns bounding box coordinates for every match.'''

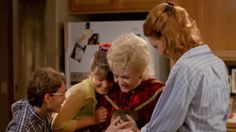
[6,99,52,132]
[103,78,164,129]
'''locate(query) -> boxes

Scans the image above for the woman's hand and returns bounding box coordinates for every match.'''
[125,115,140,132]
[94,107,107,124]
[105,115,140,132]
[106,116,130,132]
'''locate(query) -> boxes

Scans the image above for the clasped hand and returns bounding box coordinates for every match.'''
[105,114,140,132]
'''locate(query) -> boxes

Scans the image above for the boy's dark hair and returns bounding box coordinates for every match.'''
[27,67,65,107]
[112,109,143,129]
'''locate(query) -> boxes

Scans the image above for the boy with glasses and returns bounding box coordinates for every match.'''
[6,67,66,132]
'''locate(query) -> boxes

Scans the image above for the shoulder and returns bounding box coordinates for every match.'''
[7,110,33,132]
[66,80,88,98]
[141,78,164,90]
[11,101,34,121]
[11,99,29,116]
[137,79,165,98]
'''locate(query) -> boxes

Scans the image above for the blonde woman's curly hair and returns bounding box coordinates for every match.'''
[107,32,154,79]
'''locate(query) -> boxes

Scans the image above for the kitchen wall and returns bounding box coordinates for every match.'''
[2,0,169,130]
[0,0,12,131]
[12,0,77,104]
[2,0,235,130]
[0,0,70,130]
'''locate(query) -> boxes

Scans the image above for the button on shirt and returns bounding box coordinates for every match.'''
[141,45,230,132]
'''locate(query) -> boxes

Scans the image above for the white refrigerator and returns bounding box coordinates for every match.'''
[64,21,169,88]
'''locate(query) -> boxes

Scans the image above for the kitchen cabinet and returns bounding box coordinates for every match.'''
[68,0,161,14]
[179,0,236,61]
[227,114,236,132]
[227,122,236,132]
[116,0,161,13]
[68,0,116,14]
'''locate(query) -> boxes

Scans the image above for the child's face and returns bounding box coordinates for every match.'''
[91,68,114,95]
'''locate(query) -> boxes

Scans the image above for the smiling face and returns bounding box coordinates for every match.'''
[46,82,66,113]
[91,67,114,95]
[112,66,142,93]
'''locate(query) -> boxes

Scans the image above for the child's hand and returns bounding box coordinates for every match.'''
[94,107,107,124]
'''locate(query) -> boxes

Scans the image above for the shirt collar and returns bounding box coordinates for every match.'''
[176,45,210,64]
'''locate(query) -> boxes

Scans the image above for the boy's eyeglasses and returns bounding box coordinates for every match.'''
[50,92,65,96]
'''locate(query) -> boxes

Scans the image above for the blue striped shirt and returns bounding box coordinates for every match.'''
[141,45,230,132]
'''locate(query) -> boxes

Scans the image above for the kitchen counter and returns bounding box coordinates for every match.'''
[227,113,236,132]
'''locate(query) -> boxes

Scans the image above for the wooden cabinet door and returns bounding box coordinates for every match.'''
[180,0,236,60]
[68,0,116,14]
[116,0,161,12]
[227,122,236,132]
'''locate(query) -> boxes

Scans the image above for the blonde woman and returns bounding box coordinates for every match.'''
[105,32,164,131]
